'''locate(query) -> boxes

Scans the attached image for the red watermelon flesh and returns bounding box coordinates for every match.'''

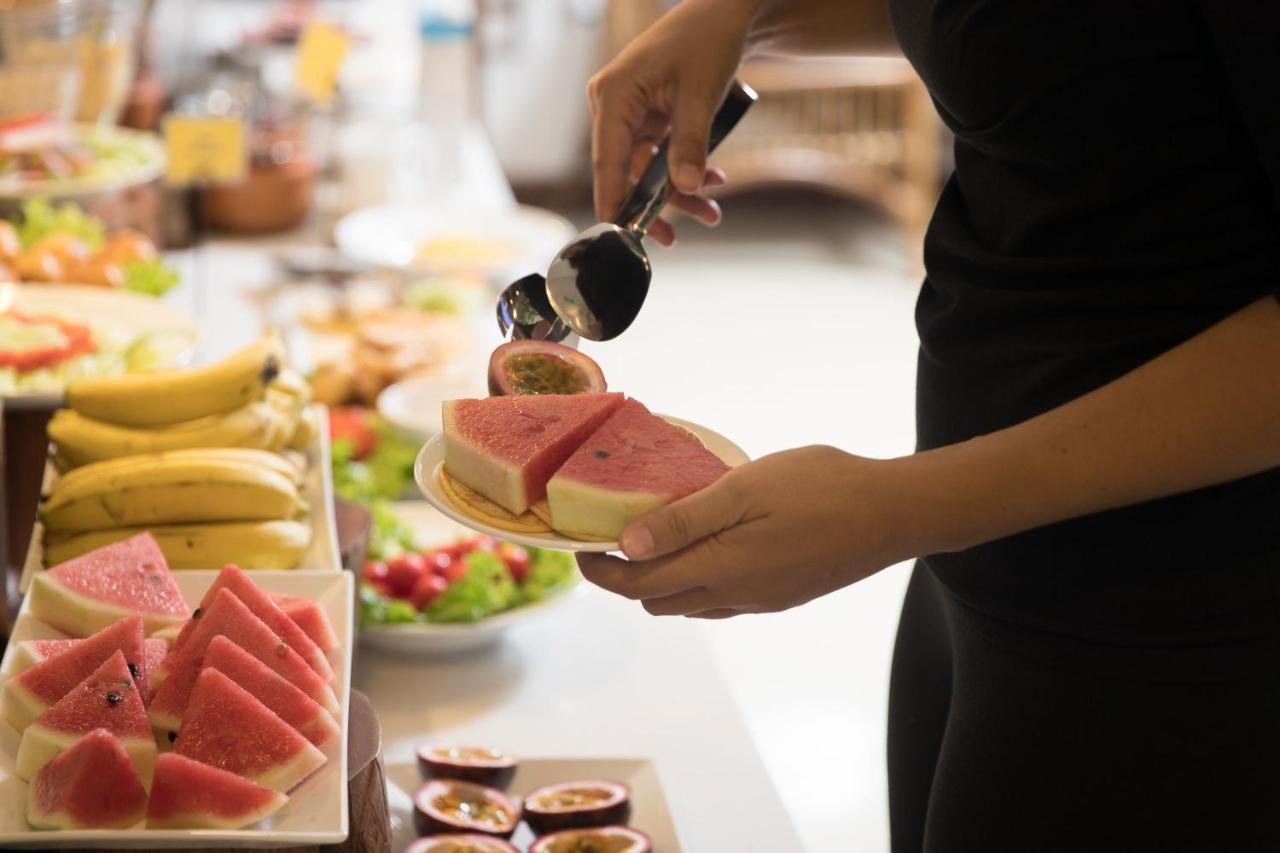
[203,635,339,746]
[443,392,625,515]
[147,752,287,830]
[10,638,78,674]
[148,589,338,739]
[26,728,147,830]
[2,615,145,734]
[166,565,332,682]
[175,668,327,793]
[29,533,189,637]
[547,399,731,539]
[271,592,339,653]
[15,651,157,788]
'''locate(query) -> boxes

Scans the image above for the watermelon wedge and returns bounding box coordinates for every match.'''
[1,616,145,734]
[15,651,157,788]
[26,729,147,830]
[203,635,339,746]
[271,591,339,653]
[547,399,731,539]
[147,752,288,830]
[28,533,190,637]
[165,565,332,682]
[10,638,79,674]
[175,668,327,793]
[443,392,625,515]
[148,589,338,739]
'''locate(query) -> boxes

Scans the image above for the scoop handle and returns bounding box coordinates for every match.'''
[611,79,758,236]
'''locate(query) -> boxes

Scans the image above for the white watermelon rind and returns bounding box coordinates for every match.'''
[15,723,158,791]
[546,478,668,540]
[29,572,187,638]
[0,679,54,735]
[145,794,288,831]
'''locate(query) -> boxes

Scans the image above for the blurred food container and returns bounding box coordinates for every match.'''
[201,108,315,234]
[0,0,88,123]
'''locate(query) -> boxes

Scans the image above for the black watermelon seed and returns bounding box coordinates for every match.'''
[594,450,611,459]
[128,663,140,679]
[168,730,177,743]
[192,608,203,619]
[106,692,122,705]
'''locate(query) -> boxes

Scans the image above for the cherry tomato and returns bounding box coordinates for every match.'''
[385,553,428,597]
[461,535,499,554]
[423,549,466,582]
[409,572,449,610]
[367,580,395,599]
[362,560,389,584]
[328,407,378,460]
[439,541,469,562]
[497,544,531,584]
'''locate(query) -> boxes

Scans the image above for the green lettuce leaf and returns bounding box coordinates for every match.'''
[358,582,422,627]
[515,547,576,604]
[122,258,180,297]
[424,551,518,623]
[16,198,104,250]
[367,500,418,561]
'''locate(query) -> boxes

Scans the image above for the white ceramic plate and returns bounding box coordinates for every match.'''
[0,283,198,410]
[414,417,751,553]
[386,756,683,852]
[18,403,342,593]
[0,125,166,200]
[334,202,576,280]
[0,569,353,849]
[376,374,486,445]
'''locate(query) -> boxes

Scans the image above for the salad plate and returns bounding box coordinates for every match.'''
[0,124,165,202]
[415,416,751,553]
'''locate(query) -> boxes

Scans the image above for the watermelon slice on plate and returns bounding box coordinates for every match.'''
[270,591,339,653]
[202,635,339,746]
[166,565,332,682]
[442,392,625,515]
[148,588,338,740]
[546,399,731,539]
[28,533,190,636]
[147,752,288,830]
[26,728,148,830]
[10,638,78,675]
[15,650,157,788]
[1,615,145,734]
[174,668,326,793]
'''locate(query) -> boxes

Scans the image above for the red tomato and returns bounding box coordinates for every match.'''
[328,407,377,460]
[461,535,499,554]
[409,572,449,610]
[498,544,531,584]
[385,553,428,597]
[362,560,389,584]
[439,541,469,562]
[423,549,466,582]
[367,580,395,598]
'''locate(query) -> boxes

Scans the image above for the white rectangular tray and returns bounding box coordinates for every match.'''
[0,569,354,849]
[386,757,683,852]
[19,403,342,592]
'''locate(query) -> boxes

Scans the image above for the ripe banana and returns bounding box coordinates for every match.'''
[49,399,282,467]
[43,520,312,570]
[287,405,319,451]
[271,367,312,406]
[41,459,302,532]
[50,448,304,493]
[66,334,285,428]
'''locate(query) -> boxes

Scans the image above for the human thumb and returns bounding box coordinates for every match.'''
[620,478,742,560]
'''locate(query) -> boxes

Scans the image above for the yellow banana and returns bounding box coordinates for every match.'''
[66,334,285,428]
[287,406,319,451]
[49,399,280,467]
[50,448,303,492]
[41,460,301,532]
[43,520,312,570]
[271,367,311,406]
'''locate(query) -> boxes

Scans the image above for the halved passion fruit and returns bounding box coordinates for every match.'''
[529,826,653,853]
[405,834,520,853]
[417,745,518,790]
[414,780,519,839]
[487,340,607,396]
[521,779,631,836]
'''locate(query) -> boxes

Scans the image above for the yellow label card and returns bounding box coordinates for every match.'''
[164,115,246,185]
[296,21,350,102]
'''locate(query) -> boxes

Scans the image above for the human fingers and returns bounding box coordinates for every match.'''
[620,472,746,560]
[576,551,703,601]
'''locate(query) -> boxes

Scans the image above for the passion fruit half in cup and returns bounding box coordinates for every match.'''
[417,745,518,790]
[529,826,653,853]
[405,834,520,853]
[487,340,607,396]
[521,779,631,836]
[414,779,520,839]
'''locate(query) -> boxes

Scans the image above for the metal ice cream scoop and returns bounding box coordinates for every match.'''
[496,79,757,343]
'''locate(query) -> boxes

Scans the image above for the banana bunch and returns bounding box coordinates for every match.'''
[44,520,311,571]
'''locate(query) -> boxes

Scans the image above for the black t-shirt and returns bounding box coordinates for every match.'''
[890,0,1280,640]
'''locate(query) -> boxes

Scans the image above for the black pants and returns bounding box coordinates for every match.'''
[887,564,1280,853]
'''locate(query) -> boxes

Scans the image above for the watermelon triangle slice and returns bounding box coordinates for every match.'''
[1,615,145,734]
[29,533,190,637]
[10,638,79,675]
[174,668,327,793]
[148,589,338,739]
[15,650,157,789]
[203,635,339,746]
[147,752,288,830]
[547,398,731,539]
[270,591,339,653]
[443,392,626,515]
[166,565,332,682]
[26,728,148,830]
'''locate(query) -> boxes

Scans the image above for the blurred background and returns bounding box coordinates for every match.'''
[0,0,948,848]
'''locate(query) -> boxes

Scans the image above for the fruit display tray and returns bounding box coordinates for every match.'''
[18,404,343,593]
[0,570,354,849]
[385,757,684,851]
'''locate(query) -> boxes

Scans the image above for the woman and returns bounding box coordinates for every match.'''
[576,1,1280,850]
